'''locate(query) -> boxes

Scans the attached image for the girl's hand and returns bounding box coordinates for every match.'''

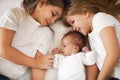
[52,48,60,54]
[34,50,54,69]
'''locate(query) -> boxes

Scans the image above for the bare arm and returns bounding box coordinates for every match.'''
[0,28,36,67]
[97,27,120,80]
[32,51,51,80]
[86,64,99,80]
[82,47,99,80]
[32,68,46,80]
[0,28,54,69]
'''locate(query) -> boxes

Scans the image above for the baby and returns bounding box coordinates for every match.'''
[52,31,96,80]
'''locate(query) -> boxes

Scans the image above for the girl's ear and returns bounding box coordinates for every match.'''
[82,8,90,18]
[38,0,46,8]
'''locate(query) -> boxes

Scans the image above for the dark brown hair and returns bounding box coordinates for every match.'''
[22,0,64,14]
[62,31,86,51]
[63,0,120,27]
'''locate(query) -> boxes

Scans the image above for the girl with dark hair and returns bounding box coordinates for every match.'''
[0,0,63,80]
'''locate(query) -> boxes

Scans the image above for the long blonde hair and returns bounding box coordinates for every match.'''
[63,0,120,27]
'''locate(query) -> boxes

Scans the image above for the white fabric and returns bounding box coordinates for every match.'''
[0,1,71,80]
[89,12,120,79]
[0,0,22,19]
[0,7,53,79]
[53,51,96,80]
[50,20,72,49]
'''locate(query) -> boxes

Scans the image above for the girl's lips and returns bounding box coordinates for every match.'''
[47,18,53,25]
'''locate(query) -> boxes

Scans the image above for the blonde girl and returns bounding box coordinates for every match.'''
[63,0,120,80]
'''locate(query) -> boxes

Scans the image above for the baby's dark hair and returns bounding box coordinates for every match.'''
[22,0,63,14]
[62,31,86,51]
[63,0,120,27]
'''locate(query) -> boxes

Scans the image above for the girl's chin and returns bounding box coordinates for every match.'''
[40,21,47,26]
[41,23,47,27]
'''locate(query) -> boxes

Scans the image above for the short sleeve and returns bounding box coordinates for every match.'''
[81,51,96,66]
[53,54,65,69]
[0,8,21,31]
[53,54,59,69]
[35,27,53,54]
[93,13,119,34]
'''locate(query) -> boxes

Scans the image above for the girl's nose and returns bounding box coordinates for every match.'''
[51,18,56,24]
[74,27,79,31]
[48,17,56,25]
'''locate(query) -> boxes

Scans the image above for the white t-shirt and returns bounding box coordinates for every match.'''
[0,7,53,79]
[53,51,96,80]
[89,12,120,79]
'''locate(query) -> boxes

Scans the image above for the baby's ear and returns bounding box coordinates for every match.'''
[74,45,79,52]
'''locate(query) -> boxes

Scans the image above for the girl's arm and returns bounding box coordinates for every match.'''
[86,64,99,80]
[98,27,120,80]
[32,51,49,80]
[0,28,54,69]
[32,68,46,80]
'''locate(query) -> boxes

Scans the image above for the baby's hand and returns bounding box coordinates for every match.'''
[52,48,60,54]
[82,46,90,53]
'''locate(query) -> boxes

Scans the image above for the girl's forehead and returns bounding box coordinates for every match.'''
[66,15,76,20]
[66,16,72,21]
[50,5,63,15]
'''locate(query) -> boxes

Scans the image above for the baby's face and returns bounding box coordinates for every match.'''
[61,37,75,56]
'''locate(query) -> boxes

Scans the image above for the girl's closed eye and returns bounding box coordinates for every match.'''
[69,20,75,26]
[52,11,57,17]
[64,45,67,48]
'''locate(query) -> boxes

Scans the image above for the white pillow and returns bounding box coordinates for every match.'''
[50,20,72,49]
[0,0,22,18]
